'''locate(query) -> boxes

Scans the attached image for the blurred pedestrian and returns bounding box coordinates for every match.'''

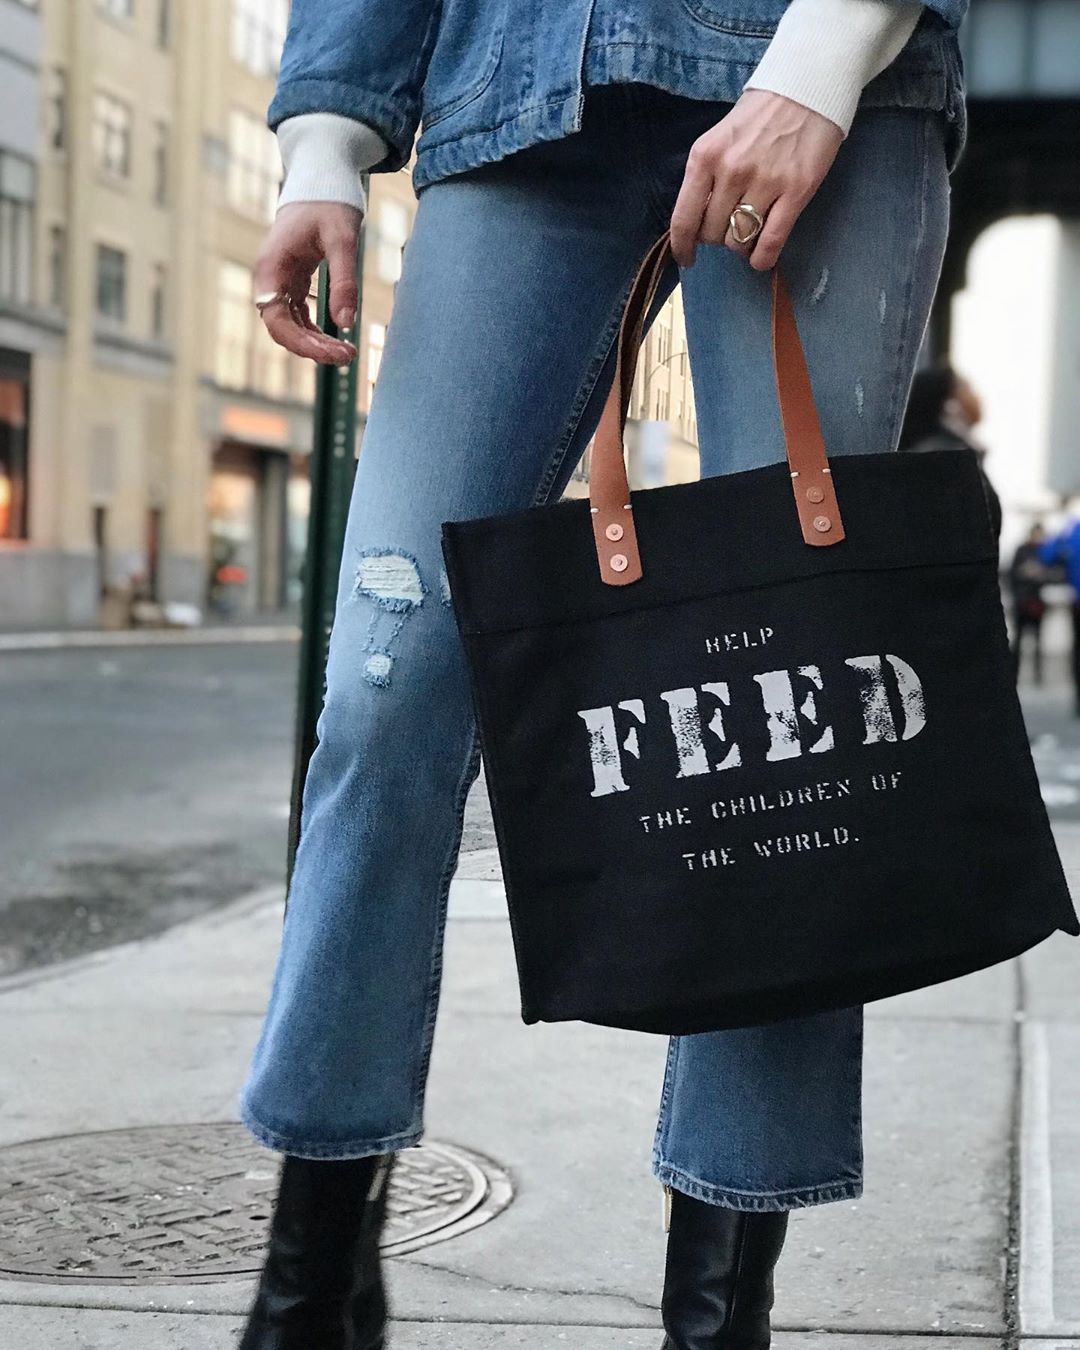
[1009,523,1049,685]
[1038,513,1080,715]
[899,364,1002,540]
[234,2,970,1347]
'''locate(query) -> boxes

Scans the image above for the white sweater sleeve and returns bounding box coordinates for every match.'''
[744,0,924,136]
[276,113,390,214]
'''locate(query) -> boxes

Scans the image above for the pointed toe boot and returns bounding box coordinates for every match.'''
[660,1188,789,1350]
[239,1153,394,1350]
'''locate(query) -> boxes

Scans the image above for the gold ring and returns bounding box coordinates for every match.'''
[729,203,765,246]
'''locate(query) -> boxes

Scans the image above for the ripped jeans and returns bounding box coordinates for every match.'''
[241,83,950,1209]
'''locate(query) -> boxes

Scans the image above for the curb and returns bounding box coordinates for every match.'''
[0,885,285,997]
[0,627,300,653]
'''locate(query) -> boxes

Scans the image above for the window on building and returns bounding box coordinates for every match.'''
[217,262,252,389]
[0,366,30,541]
[157,0,172,47]
[152,121,169,205]
[48,69,68,151]
[0,153,35,308]
[292,355,316,405]
[93,92,133,180]
[216,261,290,399]
[252,320,289,400]
[656,313,672,365]
[95,245,128,322]
[227,109,281,222]
[151,263,167,340]
[48,224,66,309]
[98,0,135,20]
[366,322,386,410]
[231,0,289,78]
[375,201,408,283]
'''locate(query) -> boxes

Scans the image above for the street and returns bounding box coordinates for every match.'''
[0,639,495,974]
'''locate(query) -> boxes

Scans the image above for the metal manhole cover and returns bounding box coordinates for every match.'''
[0,1124,512,1284]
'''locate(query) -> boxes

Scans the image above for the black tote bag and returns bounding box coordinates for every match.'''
[441,232,1079,1035]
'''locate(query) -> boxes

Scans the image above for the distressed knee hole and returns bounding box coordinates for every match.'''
[350,549,426,687]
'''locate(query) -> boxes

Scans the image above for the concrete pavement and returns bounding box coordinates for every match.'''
[0,838,1078,1348]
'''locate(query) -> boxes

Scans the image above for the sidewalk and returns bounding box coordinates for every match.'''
[0,622,299,653]
[0,837,1078,1349]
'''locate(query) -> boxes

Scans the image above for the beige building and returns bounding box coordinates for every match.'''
[0,0,696,626]
[0,0,419,625]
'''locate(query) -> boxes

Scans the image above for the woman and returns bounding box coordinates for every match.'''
[238,1,968,1346]
[899,364,1002,538]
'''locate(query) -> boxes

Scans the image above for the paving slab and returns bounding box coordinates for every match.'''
[0,1305,1004,1349]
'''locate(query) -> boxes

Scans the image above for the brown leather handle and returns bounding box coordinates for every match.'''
[589,231,845,586]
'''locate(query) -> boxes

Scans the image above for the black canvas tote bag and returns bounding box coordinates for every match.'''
[441,232,1079,1035]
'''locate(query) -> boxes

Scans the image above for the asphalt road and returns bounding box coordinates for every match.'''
[0,638,1074,977]
[0,641,495,977]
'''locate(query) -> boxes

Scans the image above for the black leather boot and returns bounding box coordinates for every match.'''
[660,1188,789,1350]
[239,1153,394,1350]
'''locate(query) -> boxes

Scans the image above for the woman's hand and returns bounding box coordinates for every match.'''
[252,202,363,364]
[670,90,843,272]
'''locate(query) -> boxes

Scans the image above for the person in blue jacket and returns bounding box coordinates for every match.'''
[236,3,970,1347]
[1039,518,1080,713]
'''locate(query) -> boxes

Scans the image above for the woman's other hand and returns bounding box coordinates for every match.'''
[670,89,843,272]
[253,202,362,364]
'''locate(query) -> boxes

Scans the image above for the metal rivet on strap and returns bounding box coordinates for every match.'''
[806,487,824,504]
[610,553,629,572]
[813,515,832,533]
[605,523,625,541]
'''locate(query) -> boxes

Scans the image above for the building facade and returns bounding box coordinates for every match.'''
[0,0,420,626]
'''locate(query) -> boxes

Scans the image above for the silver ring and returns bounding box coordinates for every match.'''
[253,289,318,314]
[729,202,765,246]
[253,290,287,313]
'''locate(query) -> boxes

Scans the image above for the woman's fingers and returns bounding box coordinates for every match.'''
[261,299,354,364]
[670,90,842,271]
[322,220,361,330]
[670,141,715,267]
[746,194,804,272]
[252,203,361,364]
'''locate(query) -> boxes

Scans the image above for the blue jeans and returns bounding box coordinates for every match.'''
[241,83,950,1210]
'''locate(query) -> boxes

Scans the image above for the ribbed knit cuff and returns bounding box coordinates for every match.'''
[276,113,390,214]
[743,0,923,136]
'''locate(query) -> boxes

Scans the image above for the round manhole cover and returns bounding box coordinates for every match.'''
[0,1124,512,1284]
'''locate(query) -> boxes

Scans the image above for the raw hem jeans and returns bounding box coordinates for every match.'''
[240,82,950,1211]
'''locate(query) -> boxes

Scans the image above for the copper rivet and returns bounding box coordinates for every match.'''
[605,523,624,541]
[806,487,824,504]
[610,553,629,572]
[813,515,832,533]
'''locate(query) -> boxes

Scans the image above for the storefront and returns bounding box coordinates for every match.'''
[206,401,311,615]
[0,348,30,543]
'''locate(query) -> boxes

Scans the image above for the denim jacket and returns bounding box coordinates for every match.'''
[268,0,968,192]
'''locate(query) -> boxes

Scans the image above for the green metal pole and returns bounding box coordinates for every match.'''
[287,202,366,881]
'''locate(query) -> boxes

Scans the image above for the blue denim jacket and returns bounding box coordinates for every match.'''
[269,0,968,192]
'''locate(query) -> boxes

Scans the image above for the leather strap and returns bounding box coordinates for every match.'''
[589,231,845,587]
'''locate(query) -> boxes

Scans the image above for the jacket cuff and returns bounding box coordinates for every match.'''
[276,113,390,213]
[743,0,923,136]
